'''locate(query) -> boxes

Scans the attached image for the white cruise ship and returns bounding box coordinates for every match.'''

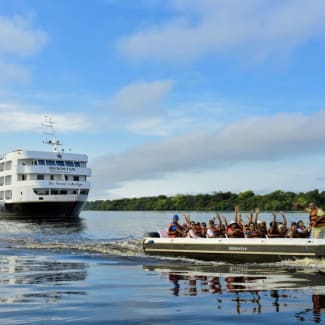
[0,118,91,218]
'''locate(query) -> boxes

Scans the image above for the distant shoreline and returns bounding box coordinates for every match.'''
[85,189,323,211]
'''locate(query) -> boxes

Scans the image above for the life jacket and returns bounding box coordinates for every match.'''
[226,225,244,238]
[309,208,318,226]
[167,223,180,238]
[246,230,263,238]
[286,229,299,238]
[267,233,283,238]
[296,227,310,238]
[206,226,219,238]
[194,226,203,237]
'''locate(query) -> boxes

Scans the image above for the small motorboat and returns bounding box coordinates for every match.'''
[143,225,325,263]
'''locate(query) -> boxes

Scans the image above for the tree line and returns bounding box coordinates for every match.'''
[85,189,325,211]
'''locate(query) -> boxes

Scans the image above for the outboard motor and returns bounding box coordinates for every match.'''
[144,232,160,238]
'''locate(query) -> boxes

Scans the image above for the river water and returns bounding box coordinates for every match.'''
[0,210,324,324]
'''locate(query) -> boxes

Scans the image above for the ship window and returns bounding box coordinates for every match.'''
[80,162,86,167]
[50,175,54,180]
[5,190,12,200]
[80,189,89,195]
[74,161,80,167]
[0,163,4,172]
[37,175,44,180]
[5,175,11,185]
[56,160,64,166]
[33,188,49,195]
[65,175,68,181]
[51,189,59,195]
[38,160,45,165]
[0,191,3,200]
[60,190,67,195]
[46,160,55,166]
[5,161,12,170]
[65,161,74,167]
[21,174,26,181]
[0,177,3,186]
[73,176,79,181]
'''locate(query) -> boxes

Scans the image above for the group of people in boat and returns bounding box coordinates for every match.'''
[167,203,325,239]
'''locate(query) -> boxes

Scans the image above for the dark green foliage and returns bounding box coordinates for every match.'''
[85,189,325,211]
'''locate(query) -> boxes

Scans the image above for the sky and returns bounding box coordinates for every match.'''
[1,0,325,200]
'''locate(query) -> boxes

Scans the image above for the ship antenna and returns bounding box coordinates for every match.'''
[42,116,62,153]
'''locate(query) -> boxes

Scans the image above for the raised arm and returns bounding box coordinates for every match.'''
[269,212,277,233]
[234,206,240,224]
[216,213,223,227]
[182,214,192,226]
[253,207,260,225]
[279,211,287,226]
[247,210,253,224]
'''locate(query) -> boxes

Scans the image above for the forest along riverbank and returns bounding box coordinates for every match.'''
[85,189,324,211]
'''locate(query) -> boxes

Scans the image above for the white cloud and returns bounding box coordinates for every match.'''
[0,15,48,84]
[116,0,325,64]
[90,110,325,197]
[109,79,173,115]
[0,61,30,84]
[0,103,92,132]
[127,116,193,136]
[102,79,181,135]
[0,15,48,57]
[95,157,324,200]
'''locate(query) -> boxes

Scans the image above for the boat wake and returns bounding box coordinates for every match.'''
[273,257,325,269]
[5,238,145,257]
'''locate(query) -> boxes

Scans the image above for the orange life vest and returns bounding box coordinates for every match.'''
[167,222,181,238]
[309,208,318,226]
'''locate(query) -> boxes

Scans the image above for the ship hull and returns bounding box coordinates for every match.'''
[1,201,86,219]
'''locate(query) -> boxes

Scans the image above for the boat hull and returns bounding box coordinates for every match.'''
[143,234,325,263]
[1,201,86,219]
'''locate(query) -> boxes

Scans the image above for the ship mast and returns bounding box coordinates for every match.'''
[42,116,62,153]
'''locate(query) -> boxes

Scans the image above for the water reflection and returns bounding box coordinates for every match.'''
[0,255,87,304]
[144,264,325,323]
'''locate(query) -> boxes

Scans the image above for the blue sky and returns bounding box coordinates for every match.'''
[1,0,325,200]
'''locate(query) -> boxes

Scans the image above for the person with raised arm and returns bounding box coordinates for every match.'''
[278,211,288,237]
[226,210,244,238]
[234,206,241,225]
[243,221,263,238]
[216,213,226,237]
[226,221,244,238]
[206,219,219,238]
[254,207,267,238]
[188,221,203,238]
[267,213,282,238]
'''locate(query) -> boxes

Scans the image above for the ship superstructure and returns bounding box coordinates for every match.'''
[0,118,91,218]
